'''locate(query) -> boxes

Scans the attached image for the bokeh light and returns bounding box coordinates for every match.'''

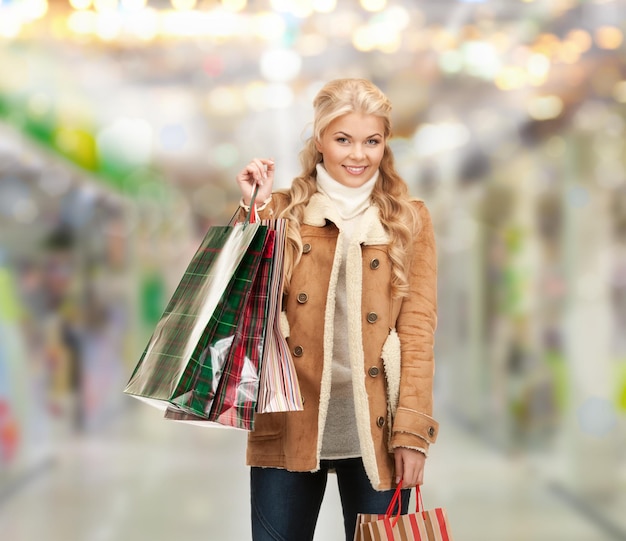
[259,49,302,82]
[595,25,623,50]
[527,53,551,86]
[121,0,148,11]
[221,0,246,11]
[360,0,386,12]
[93,0,118,13]
[69,0,92,10]
[67,10,96,34]
[312,0,336,13]
[495,66,528,90]
[613,81,626,103]
[171,0,196,11]
[566,28,592,53]
[0,14,22,38]
[527,95,563,120]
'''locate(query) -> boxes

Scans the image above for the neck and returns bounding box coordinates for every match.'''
[315,163,378,220]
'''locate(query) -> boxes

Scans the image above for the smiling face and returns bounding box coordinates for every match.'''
[315,112,386,188]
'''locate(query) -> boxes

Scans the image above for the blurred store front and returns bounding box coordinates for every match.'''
[1,0,626,538]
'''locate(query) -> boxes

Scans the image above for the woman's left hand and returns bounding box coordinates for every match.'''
[393,447,426,488]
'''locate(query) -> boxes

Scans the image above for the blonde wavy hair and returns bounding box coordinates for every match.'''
[279,78,420,298]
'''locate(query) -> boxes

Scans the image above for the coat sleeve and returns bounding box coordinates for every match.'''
[390,201,439,454]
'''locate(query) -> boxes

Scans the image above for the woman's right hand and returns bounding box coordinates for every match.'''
[236,158,275,206]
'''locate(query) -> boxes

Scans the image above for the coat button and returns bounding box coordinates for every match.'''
[428,426,435,438]
[297,292,308,304]
[302,243,312,254]
[376,416,385,428]
[293,346,303,357]
[368,366,380,377]
[366,312,378,323]
[370,258,380,270]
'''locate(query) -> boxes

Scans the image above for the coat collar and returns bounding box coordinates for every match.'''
[302,192,390,245]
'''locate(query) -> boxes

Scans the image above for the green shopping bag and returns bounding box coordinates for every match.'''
[124,212,268,415]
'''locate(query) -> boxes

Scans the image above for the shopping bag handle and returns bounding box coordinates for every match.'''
[247,182,260,224]
[230,182,260,226]
[385,480,426,528]
[385,480,404,528]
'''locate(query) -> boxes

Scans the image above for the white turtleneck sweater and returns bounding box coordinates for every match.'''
[315,163,379,460]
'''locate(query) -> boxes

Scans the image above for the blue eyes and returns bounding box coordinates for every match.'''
[335,138,380,145]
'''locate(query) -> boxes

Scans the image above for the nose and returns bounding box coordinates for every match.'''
[349,143,365,160]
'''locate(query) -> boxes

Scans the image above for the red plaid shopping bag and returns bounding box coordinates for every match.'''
[206,229,276,429]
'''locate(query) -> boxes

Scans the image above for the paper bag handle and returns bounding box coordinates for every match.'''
[385,480,403,528]
[229,182,260,226]
[385,480,425,528]
[245,182,260,224]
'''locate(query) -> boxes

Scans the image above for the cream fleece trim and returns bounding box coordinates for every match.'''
[346,206,394,489]
[346,236,380,489]
[381,328,401,417]
[302,192,335,226]
[279,311,290,339]
[303,193,390,246]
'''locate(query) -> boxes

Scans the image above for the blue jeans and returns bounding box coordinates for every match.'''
[250,458,409,541]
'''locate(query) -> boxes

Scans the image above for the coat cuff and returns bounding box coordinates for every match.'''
[391,407,439,448]
[391,434,429,456]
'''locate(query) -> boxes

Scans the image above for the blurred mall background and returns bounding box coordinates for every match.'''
[1,0,626,539]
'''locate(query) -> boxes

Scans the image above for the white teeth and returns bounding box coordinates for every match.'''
[345,166,366,174]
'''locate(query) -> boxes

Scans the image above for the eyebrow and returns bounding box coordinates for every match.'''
[333,131,383,138]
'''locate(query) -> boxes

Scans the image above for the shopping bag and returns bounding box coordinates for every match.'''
[354,481,454,541]
[123,210,268,415]
[163,218,303,429]
[177,228,270,417]
[256,218,303,414]
[206,229,276,429]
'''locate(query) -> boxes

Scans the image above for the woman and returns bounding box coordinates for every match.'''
[235,78,439,541]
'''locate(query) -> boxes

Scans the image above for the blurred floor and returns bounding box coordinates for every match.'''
[0,400,621,541]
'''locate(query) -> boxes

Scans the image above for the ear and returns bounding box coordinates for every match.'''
[315,138,323,153]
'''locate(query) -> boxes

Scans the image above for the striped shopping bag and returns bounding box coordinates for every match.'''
[124,214,268,416]
[256,218,303,414]
[354,482,454,541]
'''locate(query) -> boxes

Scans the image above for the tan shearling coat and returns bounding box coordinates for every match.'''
[246,191,439,491]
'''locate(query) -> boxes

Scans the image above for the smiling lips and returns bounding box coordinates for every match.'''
[344,165,367,175]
